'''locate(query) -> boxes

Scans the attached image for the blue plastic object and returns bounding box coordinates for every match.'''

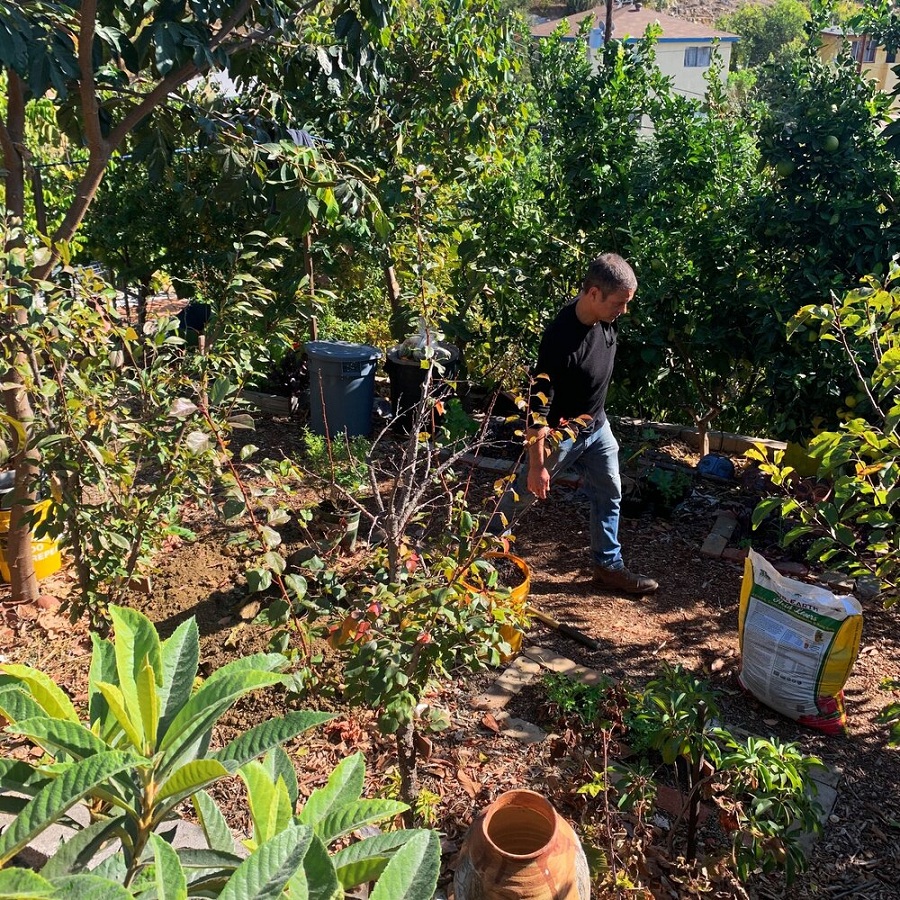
[305,340,382,438]
[697,454,735,480]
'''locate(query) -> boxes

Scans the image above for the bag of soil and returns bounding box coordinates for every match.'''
[737,550,862,735]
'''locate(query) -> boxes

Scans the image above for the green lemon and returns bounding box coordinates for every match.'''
[845,394,857,408]
[776,160,796,177]
[823,135,840,153]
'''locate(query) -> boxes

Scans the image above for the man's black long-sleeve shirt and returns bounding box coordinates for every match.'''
[528,299,617,430]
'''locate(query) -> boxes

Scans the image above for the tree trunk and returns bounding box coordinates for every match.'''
[1,313,40,604]
[698,421,710,459]
[395,721,420,827]
[32,151,110,281]
[1,73,39,603]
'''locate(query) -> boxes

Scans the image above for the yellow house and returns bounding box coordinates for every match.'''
[819,27,900,97]
[531,2,740,101]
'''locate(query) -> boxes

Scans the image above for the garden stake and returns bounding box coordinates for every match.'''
[525,604,601,651]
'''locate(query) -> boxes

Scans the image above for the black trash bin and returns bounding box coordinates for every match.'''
[384,344,460,434]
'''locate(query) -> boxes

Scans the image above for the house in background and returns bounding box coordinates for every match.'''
[530,1,740,101]
[819,27,900,101]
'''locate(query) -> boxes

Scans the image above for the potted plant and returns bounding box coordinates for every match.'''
[385,319,460,434]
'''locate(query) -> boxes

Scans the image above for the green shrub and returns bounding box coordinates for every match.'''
[0,605,440,897]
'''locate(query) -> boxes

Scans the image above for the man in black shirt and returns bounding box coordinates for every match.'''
[496,253,658,595]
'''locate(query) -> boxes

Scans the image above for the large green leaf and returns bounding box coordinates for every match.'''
[110,605,163,685]
[0,663,79,722]
[0,685,47,724]
[157,618,199,742]
[200,653,288,689]
[301,832,342,900]
[176,847,244,870]
[7,717,109,761]
[298,752,364,832]
[0,758,48,794]
[158,670,285,771]
[148,831,188,900]
[109,606,161,745]
[192,790,236,853]
[240,760,293,846]
[218,823,313,900]
[137,659,160,751]
[47,873,134,899]
[95,681,145,750]
[175,847,244,892]
[0,868,54,899]
[212,711,332,770]
[316,799,409,846]
[90,852,128,882]
[368,830,440,900]
[40,815,125,878]
[266,745,298,810]
[88,633,117,736]
[332,830,431,890]
[0,750,140,866]
[156,759,231,806]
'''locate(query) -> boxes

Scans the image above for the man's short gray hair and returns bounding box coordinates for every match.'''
[582,253,637,296]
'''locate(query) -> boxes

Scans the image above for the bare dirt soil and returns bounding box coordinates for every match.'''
[1,417,898,899]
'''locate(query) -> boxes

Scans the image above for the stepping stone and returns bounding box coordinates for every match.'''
[700,511,738,558]
[471,655,541,710]
[522,645,605,685]
[494,711,547,745]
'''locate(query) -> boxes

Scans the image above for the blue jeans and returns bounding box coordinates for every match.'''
[497,419,623,569]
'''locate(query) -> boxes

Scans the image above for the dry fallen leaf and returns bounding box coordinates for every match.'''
[224,623,245,649]
[480,713,501,734]
[239,600,261,621]
[457,768,481,799]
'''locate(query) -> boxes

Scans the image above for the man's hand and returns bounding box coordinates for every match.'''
[527,464,550,500]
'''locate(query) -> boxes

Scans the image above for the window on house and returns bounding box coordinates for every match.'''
[887,49,897,63]
[684,46,712,67]
[852,39,877,63]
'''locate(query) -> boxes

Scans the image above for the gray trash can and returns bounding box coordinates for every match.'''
[305,340,382,438]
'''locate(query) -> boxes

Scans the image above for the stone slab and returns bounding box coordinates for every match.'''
[457,453,516,473]
[494,711,547,745]
[710,512,738,540]
[471,656,541,711]
[700,533,728,558]
[522,646,605,685]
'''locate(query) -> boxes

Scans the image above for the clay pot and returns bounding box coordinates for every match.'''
[454,790,590,900]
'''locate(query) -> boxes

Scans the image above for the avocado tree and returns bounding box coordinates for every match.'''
[0,0,388,603]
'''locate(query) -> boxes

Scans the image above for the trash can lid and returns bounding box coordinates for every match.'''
[305,340,382,362]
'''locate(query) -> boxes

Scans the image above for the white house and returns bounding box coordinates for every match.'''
[530,2,740,100]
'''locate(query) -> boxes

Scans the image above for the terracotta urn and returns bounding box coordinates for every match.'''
[454,789,591,900]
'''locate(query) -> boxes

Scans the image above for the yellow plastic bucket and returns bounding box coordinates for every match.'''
[466,552,531,661]
[0,499,63,582]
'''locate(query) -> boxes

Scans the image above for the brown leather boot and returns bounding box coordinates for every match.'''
[593,565,659,595]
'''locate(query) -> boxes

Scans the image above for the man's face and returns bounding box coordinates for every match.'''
[593,286,635,323]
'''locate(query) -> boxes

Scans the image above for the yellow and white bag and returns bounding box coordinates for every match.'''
[738,550,862,735]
